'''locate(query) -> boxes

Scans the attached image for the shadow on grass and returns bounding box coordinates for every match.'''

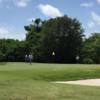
[0,62,7,65]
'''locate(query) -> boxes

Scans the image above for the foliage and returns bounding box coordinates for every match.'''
[81,33,100,64]
[82,58,94,64]
[24,18,42,60]
[0,16,100,63]
[0,39,26,62]
[40,16,84,63]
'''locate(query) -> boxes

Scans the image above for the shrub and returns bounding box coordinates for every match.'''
[82,58,94,64]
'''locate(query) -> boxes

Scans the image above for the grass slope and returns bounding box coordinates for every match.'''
[0,63,100,100]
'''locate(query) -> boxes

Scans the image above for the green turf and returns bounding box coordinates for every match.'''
[0,62,100,100]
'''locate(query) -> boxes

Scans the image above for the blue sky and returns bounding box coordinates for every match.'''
[0,0,100,40]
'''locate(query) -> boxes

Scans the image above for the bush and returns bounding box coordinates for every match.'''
[82,58,94,64]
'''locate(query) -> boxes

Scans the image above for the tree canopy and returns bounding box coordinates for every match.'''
[0,16,100,64]
[24,16,84,63]
[81,33,100,64]
[40,16,84,63]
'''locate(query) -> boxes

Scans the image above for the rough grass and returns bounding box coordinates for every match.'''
[0,62,100,100]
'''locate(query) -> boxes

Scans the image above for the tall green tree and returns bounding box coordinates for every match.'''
[82,33,100,64]
[24,18,42,60]
[41,16,84,63]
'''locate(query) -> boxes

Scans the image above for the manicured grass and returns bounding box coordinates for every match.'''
[0,63,100,81]
[0,62,100,100]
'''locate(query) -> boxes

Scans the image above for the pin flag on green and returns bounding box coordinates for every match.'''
[52,51,55,56]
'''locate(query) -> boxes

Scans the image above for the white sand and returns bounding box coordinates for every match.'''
[53,79,100,86]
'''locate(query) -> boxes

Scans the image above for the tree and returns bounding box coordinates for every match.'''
[24,18,42,61]
[0,39,26,62]
[81,33,100,64]
[41,16,84,63]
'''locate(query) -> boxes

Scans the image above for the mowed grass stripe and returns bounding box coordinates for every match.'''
[0,63,100,81]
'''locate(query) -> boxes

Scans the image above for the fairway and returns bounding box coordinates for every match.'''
[0,63,100,100]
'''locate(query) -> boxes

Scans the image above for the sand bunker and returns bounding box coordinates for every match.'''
[53,79,100,86]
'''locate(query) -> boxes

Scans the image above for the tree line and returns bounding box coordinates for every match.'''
[0,15,100,63]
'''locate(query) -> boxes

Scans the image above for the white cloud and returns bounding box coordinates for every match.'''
[80,2,93,8]
[38,4,63,18]
[87,12,100,28]
[87,21,95,28]
[0,25,25,40]
[13,0,30,8]
[91,12,100,25]
[0,0,31,8]
[0,26,9,35]
[97,0,100,4]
